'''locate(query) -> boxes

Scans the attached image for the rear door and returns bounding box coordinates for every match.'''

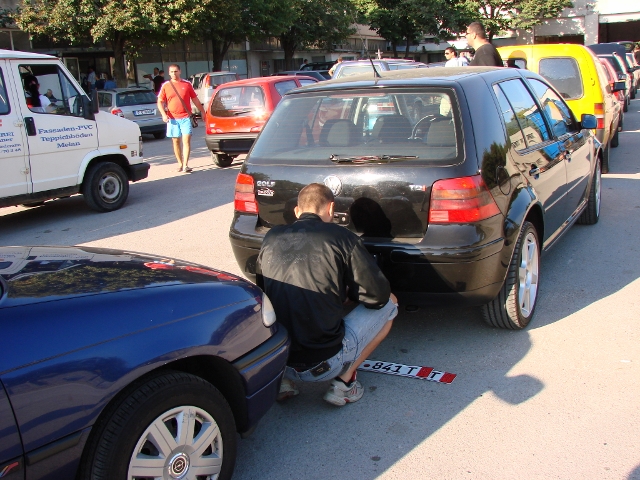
[0,60,30,199]
[493,78,569,241]
[527,78,593,218]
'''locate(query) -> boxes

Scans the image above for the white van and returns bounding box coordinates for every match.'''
[0,50,149,212]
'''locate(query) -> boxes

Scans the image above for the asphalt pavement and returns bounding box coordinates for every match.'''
[1,104,639,479]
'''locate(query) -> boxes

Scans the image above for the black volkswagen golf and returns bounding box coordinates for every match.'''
[230,67,602,330]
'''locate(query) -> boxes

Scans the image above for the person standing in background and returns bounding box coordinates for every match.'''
[444,47,469,67]
[465,22,503,67]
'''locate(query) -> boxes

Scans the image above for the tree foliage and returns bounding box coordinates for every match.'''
[16,0,210,85]
[278,0,356,70]
[356,0,473,58]
[188,0,295,71]
[462,0,574,40]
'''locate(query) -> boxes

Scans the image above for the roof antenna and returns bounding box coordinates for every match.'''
[349,12,381,81]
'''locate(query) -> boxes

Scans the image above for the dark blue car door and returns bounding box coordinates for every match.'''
[0,382,24,479]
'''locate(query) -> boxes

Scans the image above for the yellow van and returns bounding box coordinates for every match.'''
[498,44,623,172]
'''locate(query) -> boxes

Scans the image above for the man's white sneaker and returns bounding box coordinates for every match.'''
[323,378,364,406]
[277,377,299,401]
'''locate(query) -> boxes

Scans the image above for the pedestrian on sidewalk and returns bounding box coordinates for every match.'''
[157,64,205,173]
[465,22,503,67]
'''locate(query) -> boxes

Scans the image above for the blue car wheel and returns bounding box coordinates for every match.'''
[80,371,237,480]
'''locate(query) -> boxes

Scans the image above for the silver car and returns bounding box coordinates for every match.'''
[191,71,239,115]
[97,88,166,139]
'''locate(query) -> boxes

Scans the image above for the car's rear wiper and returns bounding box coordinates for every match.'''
[232,109,255,115]
[330,154,418,164]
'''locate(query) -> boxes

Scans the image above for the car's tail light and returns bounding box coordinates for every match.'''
[206,125,224,135]
[429,175,500,224]
[204,75,210,88]
[234,173,259,213]
[594,103,605,129]
[111,108,125,117]
[250,126,262,133]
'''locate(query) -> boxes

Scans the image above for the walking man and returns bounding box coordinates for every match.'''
[157,64,205,173]
[256,183,398,406]
[444,47,469,67]
[465,22,503,67]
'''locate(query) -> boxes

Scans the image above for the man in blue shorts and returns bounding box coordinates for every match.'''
[256,183,397,406]
[157,64,205,173]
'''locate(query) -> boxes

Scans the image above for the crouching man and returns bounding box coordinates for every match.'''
[256,183,397,406]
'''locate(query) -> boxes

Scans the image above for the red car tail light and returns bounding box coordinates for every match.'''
[249,126,263,133]
[111,108,125,117]
[594,103,604,129]
[429,175,500,224]
[234,173,259,213]
[206,125,223,135]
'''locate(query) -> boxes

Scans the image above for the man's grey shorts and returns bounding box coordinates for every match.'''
[284,299,398,383]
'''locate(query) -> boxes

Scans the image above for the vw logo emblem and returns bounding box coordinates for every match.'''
[323,175,342,196]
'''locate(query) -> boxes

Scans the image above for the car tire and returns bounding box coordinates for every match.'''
[80,371,237,480]
[601,141,610,174]
[481,221,540,330]
[212,152,234,168]
[153,131,167,139]
[623,96,629,112]
[577,158,601,225]
[610,128,619,148]
[83,162,129,212]
[631,85,636,99]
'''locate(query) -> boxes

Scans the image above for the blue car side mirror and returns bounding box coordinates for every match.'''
[581,114,597,130]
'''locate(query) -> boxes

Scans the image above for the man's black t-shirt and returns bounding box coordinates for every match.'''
[470,43,504,67]
[153,75,165,94]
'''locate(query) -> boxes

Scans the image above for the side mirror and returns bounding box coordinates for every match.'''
[612,81,626,93]
[82,95,95,120]
[580,114,597,130]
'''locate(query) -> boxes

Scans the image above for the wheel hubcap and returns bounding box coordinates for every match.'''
[128,406,223,480]
[98,173,122,203]
[518,232,539,317]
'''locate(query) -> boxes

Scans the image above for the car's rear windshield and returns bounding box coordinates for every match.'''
[210,86,265,117]
[538,57,583,100]
[600,55,623,73]
[116,90,157,106]
[337,65,382,77]
[249,88,463,165]
[209,74,237,86]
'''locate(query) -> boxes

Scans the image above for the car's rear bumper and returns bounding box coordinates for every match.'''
[229,215,509,307]
[232,323,289,434]
[205,133,258,155]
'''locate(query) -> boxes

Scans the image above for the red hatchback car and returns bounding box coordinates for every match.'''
[599,57,625,136]
[205,76,317,167]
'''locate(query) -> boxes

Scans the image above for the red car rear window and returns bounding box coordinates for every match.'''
[210,86,265,117]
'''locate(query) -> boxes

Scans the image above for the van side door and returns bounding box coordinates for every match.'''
[9,60,98,194]
[0,60,30,200]
[493,79,569,242]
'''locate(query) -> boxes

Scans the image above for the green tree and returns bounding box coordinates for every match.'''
[16,0,208,86]
[1,7,16,28]
[278,0,356,70]
[357,0,472,58]
[188,0,294,71]
[463,0,573,40]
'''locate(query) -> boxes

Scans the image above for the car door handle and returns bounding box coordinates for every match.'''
[24,117,36,136]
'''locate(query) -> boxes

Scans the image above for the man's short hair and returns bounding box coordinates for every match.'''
[168,64,181,71]
[159,70,164,74]
[445,47,458,56]
[298,183,334,213]
[467,22,487,40]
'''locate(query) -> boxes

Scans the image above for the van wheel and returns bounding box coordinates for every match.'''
[212,152,233,168]
[577,158,601,225]
[481,221,540,330]
[83,162,129,212]
[153,131,166,139]
[79,372,237,480]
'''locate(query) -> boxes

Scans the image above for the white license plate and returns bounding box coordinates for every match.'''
[358,360,456,384]
[134,109,155,116]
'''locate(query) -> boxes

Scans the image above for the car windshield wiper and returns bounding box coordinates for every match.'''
[232,109,255,115]
[330,154,418,164]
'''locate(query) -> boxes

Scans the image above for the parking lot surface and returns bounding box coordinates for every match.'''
[1,105,639,479]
